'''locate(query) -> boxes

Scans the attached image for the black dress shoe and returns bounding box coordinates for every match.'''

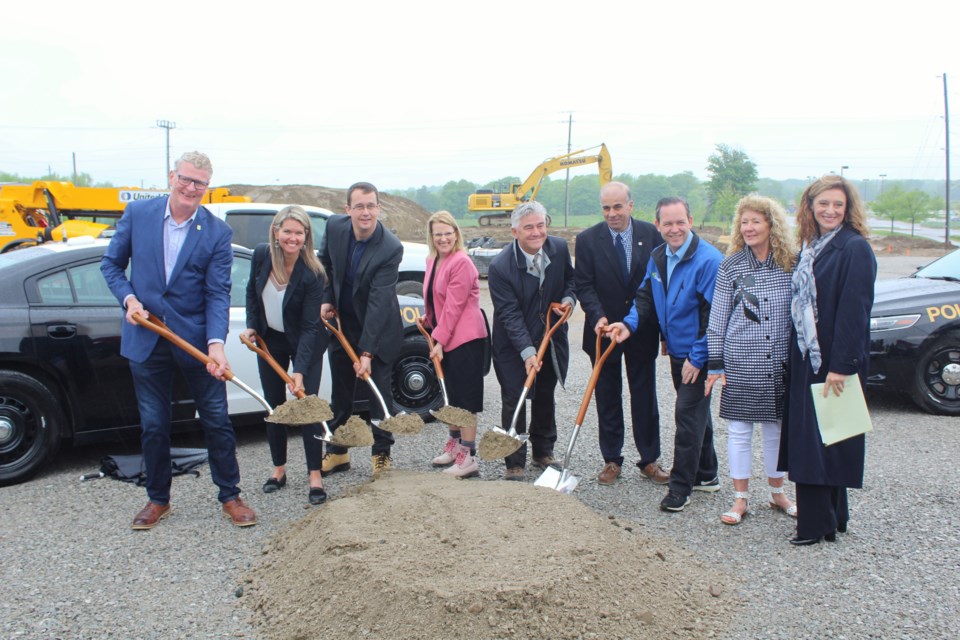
[262,475,287,494]
[836,521,848,533]
[789,536,822,546]
[825,532,837,542]
[308,487,327,505]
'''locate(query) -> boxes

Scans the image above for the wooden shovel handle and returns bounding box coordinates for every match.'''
[320,309,369,379]
[415,317,445,380]
[239,332,305,399]
[133,312,234,381]
[573,332,618,426]
[523,302,572,388]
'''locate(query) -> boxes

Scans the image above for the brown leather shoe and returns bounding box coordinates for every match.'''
[532,454,557,468]
[131,502,171,530]
[597,462,621,486]
[504,467,525,481]
[222,498,257,527]
[639,461,670,485]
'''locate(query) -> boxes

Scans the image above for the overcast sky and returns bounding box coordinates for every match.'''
[2,1,958,191]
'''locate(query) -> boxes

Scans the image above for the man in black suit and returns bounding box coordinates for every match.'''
[319,182,404,478]
[574,182,667,486]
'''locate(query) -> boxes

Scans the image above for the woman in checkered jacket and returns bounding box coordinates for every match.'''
[705,195,797,526]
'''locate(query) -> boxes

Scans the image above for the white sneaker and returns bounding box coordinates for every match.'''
[444,444,480,479]
[432,437,459,467]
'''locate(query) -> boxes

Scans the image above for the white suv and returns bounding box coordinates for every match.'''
[202,202,427,297]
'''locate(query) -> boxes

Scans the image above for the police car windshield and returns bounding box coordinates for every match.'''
[914,249,960,280]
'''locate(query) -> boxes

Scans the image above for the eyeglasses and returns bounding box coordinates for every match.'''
[601,203,629,213]
[349,203,380,212]
[432,231,455,239]
[175,174,210,190]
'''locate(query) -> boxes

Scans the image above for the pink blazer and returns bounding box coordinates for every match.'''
[423,250,487,352]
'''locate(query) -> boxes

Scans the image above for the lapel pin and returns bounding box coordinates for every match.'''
[196,224,201,231]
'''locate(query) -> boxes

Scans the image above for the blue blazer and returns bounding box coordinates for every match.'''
[101,196,233,366]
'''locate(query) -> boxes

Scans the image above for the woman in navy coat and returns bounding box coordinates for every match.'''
[780,175,876,545]
[241,206,330,505]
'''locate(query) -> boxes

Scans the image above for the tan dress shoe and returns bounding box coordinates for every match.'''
[131,502,171,530]
[597,462,621,485]
[639,461,670,485]
[222,498,257,527]
[532,454,557,468]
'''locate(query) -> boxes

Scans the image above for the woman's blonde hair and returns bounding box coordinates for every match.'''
[795,174,869,244]
[729,194,797,272]
[269,205,325,284]
[426,210,465,259]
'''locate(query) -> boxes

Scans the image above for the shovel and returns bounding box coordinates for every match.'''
[239,332,334,440]
[534,329,618,493]
[478,302,572,460]
[415,318,476,430]
[132,312,273,415]
[321,310,425,435]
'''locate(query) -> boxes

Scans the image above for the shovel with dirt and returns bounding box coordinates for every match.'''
[414,318,477,430]
[534,329,618,493]
[132,312,273,415]
[477,302,572,461]
[321,310,425,435]
[239,332,334,441]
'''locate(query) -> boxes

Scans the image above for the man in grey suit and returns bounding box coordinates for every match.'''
[320,182,404,477]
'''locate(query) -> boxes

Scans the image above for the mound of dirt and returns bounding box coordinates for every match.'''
[244,471,737,640]
[223,184,432,243]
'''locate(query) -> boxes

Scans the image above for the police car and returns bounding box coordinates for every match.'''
[869,248,960,415]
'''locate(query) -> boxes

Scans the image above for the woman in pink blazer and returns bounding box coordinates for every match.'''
[421,211,488,478]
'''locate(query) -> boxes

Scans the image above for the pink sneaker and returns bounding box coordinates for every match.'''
[432,437,459,467]
[444,444,480,479]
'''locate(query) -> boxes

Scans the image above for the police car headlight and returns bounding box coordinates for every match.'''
[870,314,921,332]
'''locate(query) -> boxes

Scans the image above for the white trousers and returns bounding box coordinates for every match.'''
[726,420,784,481]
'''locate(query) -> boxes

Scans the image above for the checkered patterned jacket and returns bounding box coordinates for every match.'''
[707,247,793,421]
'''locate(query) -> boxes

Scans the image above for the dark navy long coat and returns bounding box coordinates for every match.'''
[779,226,876,488]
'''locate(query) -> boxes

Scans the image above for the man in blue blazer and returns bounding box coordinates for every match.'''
[101,151,256,530]
[575,182,666,487]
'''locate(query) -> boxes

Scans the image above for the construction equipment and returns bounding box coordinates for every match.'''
[0,181,249,253]
[467,144,612,227]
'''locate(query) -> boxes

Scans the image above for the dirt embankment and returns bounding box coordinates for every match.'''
[223,184,432,243]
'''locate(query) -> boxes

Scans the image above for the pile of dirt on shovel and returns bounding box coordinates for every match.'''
[243,471,738,639]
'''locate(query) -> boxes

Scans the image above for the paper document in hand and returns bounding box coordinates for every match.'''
[810,374,873,446]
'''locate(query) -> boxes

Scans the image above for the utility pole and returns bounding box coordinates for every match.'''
[72,152,77,184]
[156,119,176,181]
[562,112,572,228]
[879,174,887,195]
[943,73,951,244]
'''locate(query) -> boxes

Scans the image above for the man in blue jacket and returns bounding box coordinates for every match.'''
[102,151,255,530]
[608,197,722,512]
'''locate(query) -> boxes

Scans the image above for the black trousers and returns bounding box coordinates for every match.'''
[795,483,849,539]
[592,345,660,467]
[325,343,395,457]
[257,328,325,471]
[500,349,559,469]
[667,356,717,497]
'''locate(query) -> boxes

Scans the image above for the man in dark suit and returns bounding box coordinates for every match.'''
[319,182,404,478]
[489,201,575,481]
[101,151,256,530]
[575,182,667,487]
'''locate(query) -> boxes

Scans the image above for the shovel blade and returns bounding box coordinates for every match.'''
[534,466,579,493]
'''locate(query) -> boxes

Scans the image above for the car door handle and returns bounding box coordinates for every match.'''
[47,324,77,339]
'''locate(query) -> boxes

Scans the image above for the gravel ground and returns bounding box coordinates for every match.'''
[2,255,958,639]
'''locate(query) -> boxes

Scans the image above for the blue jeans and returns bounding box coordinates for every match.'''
[130,340,241,505]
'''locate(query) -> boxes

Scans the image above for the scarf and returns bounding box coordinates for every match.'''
[790,225,843,374]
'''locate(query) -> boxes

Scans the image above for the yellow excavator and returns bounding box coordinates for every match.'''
[0,181,249,252]
[467,143,612,226]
